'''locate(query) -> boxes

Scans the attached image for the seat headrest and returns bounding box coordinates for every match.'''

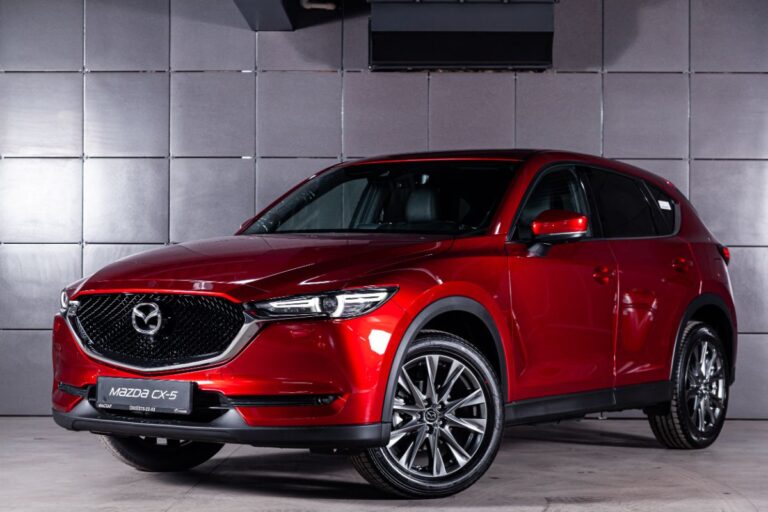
[406,188,437,223]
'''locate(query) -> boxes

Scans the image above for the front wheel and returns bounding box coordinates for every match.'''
[351,331,504,498]
[100,435,223,472]
[648,321,729,449]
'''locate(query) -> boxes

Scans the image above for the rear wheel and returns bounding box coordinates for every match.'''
[100,435,223,472]
[647,321,728,449]
[351,331,504,498]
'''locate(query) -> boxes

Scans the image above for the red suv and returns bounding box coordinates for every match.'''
[53,150,736,497]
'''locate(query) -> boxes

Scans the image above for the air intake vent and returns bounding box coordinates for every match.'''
[369,0,555,71]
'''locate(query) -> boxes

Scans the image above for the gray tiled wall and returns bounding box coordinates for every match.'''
[0,0,765,417]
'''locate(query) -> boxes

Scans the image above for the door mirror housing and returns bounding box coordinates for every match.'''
[531,209,589,242]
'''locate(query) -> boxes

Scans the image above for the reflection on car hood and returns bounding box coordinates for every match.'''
[77,233,452,300]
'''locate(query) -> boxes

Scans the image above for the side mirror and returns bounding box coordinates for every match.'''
[531,209,588,242]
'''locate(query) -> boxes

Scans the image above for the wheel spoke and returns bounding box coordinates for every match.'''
[445,388,485,415]
[686,364,699,387]
[699,342,709,376]
[444,413,486,434]
[399,368,426,408]
[428,427,446,477]
[388,420,423,448]
[440,426,470,466]
[438,359,464,404]
[690,395,700,421]
[399,425,427,470]
[705,347,717,378]
[393,403,423,416]
[425,355,440,404]
[697,396,707,430]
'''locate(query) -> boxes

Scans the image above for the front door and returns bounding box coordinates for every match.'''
[507,166,618,400]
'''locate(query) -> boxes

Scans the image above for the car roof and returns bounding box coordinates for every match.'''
[340,149,539,166]
[337,149,678,195]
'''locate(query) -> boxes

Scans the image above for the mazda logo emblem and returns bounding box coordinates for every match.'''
[132,302,162,335]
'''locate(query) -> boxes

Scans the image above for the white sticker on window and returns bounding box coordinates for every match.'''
[658,200,672,211]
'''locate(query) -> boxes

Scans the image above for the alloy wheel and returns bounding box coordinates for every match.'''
[684,339,727,434]
[384,353,488,478]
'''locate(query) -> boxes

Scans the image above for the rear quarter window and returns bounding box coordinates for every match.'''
[646,182,678,235]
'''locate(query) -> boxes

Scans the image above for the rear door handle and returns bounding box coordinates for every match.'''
[672,256,693,273]
[592,265,615,285]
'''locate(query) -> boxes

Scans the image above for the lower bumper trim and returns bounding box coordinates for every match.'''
[53,400,389,449]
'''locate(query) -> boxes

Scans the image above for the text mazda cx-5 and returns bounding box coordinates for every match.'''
[53,150,737,497]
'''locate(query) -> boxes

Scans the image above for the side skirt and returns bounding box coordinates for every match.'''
[504,381,672,426]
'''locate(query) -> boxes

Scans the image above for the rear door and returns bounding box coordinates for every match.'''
[583,167,700,387]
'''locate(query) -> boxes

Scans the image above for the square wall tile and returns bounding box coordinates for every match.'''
[86,0,169,71]
[83,159,169,243]
[691,74,768,159]
[690,161,768,246]
[343,72,428,157]
[517,72,601,154]
[85,73,169,157]
[0,245,81,329]
[258,71,342,157]
[170,158,254,242]
[171,72,255,157]
[692,0,768,72]
[0,331,53,414]
[620,159,689,197]
[728,335,768,419]
[84,244,162,276]
[0,73,82,156]
[259,16,341,71]
[0,0,83,71]
[728,248,768,333]
[553,0,602,71]
[604,73,689,158]
[171,0,255,71]
[605,0,688,72]
[256,158,338,211]
[0,159,82,242]
[429,73,514,151]
[343,5,369,71]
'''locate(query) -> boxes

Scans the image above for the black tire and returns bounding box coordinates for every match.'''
[351,330,504,498]
[647,321,729,449]
[100,435,223,472]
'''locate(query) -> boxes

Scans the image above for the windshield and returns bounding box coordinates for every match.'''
[243,161,518,236]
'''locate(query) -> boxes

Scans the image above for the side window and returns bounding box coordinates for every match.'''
[646,182,678,235]
[587,169,657,238]
[516,167,589,240]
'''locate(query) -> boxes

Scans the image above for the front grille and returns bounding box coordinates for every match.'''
[71,293,245,369]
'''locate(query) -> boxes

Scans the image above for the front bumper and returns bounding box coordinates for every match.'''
[53,400,389,448]
[52,294,407,428]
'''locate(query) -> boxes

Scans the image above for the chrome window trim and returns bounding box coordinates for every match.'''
[63,301,261,373]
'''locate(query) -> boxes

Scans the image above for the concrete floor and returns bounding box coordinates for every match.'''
[1,418,766,512]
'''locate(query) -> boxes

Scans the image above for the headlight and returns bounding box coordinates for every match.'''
[60,290,70,312]
[246,287,397,320]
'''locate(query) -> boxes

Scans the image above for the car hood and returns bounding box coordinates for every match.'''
[75,234,452,301]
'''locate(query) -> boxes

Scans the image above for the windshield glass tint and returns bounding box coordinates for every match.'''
[244,161,517,236]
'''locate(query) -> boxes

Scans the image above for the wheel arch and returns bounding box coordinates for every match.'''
[673,293,737,385]
[381,296,508,423]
